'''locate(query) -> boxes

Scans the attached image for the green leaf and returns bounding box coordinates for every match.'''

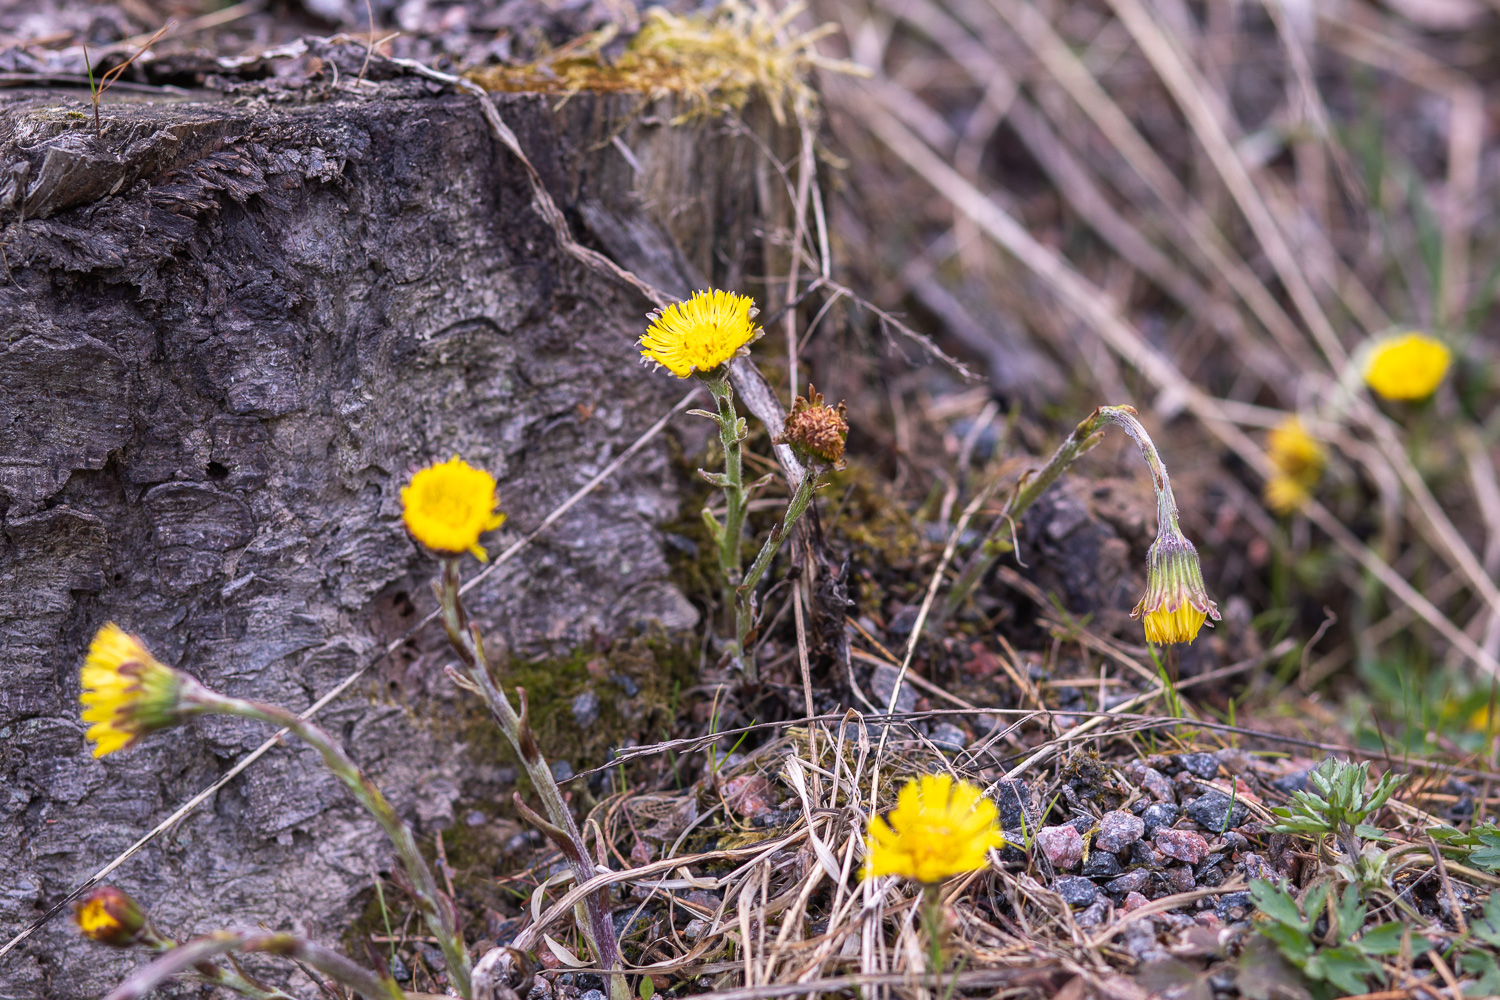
[1307,946,1377,995]
[1302,883,1332,926]
[1356,922,1407,956]
[1354,824,1386,840]
[1260,921,1316,964]
[1460,951,1500,997]
[1473,893,1500,947]
[639,976,656,1000]
[1251,879,1308,931]
[1332,884,1366,945]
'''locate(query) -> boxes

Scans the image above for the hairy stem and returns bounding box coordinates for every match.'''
[941,408,1110,622]
[191,693,470,998]
[735,466,823,677]
[941,404,1181,623]
[104,931,403,1000]
[707,376,749,647]
[436,560,628,1000]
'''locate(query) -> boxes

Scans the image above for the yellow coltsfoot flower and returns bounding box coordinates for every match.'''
[401,457,506,562]
[1131,528,1221,645]
[639,289,762,378]
[865,774,1006,884]
[74,887,147,947]
[1364,332,1451,401]
[80,624,186,757]
[1264,417,1325,515]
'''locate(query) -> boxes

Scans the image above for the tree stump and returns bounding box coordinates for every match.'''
[0,47,778,996]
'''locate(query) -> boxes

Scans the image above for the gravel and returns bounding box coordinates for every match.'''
[1054,875,1098,907]
[927,722,968,752]
[1174,753,1221,779]
[1155,828,1211,865]
[1164,863,1196,894]
[1083,850,1122,877]
[571,690,601,728]
[1106,869,1152,895]
[1095,810,1146,853]
[1141,803,1179,837]
[1036,824,1085,870]
[1185,790,1247,833]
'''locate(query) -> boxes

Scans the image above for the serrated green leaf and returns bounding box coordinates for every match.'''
[1460,951,1500,997]
[1473,893,1500,947]
[1303,883,1331,926]
[1333,884,1366,944]
[1260,921,1316,964]
[1251,879,1308,931]
[1356,922,1406,955]
[1308,946,1377,995]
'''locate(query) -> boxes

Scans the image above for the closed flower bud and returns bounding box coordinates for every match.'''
[776,385,849,469]
[74,887,147,947]
[1131,527,1221,645]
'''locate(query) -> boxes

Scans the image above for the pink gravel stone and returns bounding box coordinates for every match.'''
[1035,824,1084,870]
[1155,828,1210,865]
[1095,810,1146,853]
[1122,891,1150,912]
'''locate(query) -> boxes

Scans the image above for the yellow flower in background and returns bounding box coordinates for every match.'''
[639,289,762,378]
[865,774,1006,883]
[401,457,506,562]
[1364,332,1451,401]
[74,887,146,947]
[1132,527,1220,645]
[80,624,184,757]
[1264,417,1325,515]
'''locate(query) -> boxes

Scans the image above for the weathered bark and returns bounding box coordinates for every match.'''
[0,61,774,997]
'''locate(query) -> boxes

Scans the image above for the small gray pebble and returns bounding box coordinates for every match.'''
[1053,875,1098,907]
[1082,851,1122,877]
[1141,802,1179,837]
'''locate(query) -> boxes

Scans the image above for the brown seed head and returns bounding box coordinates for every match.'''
[777,385,849,469]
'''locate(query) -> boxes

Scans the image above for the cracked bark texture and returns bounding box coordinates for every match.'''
[0,73,773,997]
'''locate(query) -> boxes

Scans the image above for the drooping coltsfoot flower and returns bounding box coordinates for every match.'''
[865,774,1006,884]
[638,289,762,378]
[74,887,147,947]
[401,456,506,562]
[776,384,849,469]
[80,624,188,757]
[1264,416,1325,515]
[1131,526,1222,645]
[1364,332,1450,401]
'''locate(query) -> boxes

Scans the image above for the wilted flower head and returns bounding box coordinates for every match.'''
[776,385,848,468]
[865,774,1006,884]
[639,289,762,378]
[73,887,147,947]
[401,457,506,562]
[80,624,186,758]
[1363,332,1450,401]
[1131,527,1221,645]
[1264,417,1325,515]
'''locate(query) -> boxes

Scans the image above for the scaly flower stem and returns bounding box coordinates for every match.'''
[921,883,946,979]
[188,691,471,998]
[136,930,296,1000]
[734,466,823,682]
[941,408,1110,622]
[436,560,629,1000]
[705,375,749,638]
[941,405,1182,623]
[104,931,403,1000]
